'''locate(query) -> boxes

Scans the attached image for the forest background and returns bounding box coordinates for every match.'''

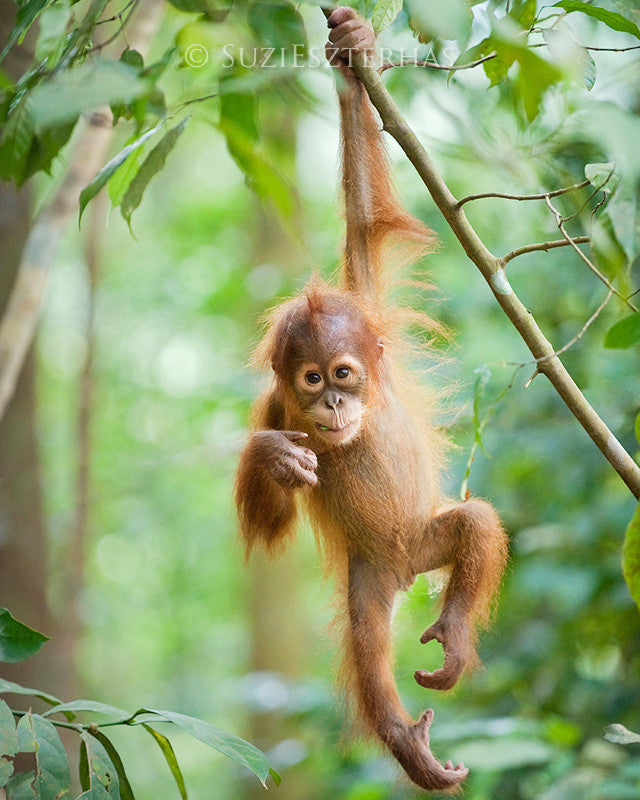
[0,0,640,798]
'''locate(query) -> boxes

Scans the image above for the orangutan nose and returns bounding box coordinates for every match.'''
[325,392,341,409]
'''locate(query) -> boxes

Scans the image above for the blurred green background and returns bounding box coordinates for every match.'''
[1,1,640,798]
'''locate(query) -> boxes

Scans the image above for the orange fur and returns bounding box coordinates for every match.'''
[235,7,508,793]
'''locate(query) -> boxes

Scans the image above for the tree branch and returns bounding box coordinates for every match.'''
[379,52,497,73]
[345,48,640,499]
[0,0,164,424]
[458,180,590,206]
[502,235,590,265]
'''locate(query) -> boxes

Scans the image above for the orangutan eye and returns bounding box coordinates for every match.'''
[335,367,350,379]
[305,371,322,385]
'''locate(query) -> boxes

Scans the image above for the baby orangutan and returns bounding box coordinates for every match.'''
[235,7,508,792]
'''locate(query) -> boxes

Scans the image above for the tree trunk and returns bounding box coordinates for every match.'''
[0,0,65,699]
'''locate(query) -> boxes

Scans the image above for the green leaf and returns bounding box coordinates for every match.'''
[28,59,149,132]
[372,0,403,34]
[0,700,17,788]
[585,162,619,194]
[635,410,640,446]
[79,121,164,225]
[107,151,141,209]
[15,714,72,800]
[509,0,536,28]
[472,366,492,457]
[5,770,37,800]
[226,135,295,218]
[553,1,640,41]
[604,312,640,349]
[0,95,35,184]
[515,47,562,122]
[475,36,515,86]
[120,48,144,70]
[0,757,14,788]
[542,29,596,89]
[43,700,131,722]
[139,708,270,786]
[0,0,51,64]
[605,723,640,745]
[166,0,230,21]
[582,47,596,90]
[0,608,49,663]
[90,731,136,800]
[79,740,90,792]
[269,767,282,787]
[469,26,561,119]
[143,725,187,800]
[34,1,71,65]
[142,45,178,82]
[0,70,12,91]
[0,678,62,708]
[120,118,188,227]
[591,213,626,280]
[79,731,119,798]
[406,0,472,42]
[622,501,640,612]
[23,119,76,182]
[218,75,294,218]
[76,783,112,799]
[247,3,308,51]
[0,699,18,755]
[219,71,259,163]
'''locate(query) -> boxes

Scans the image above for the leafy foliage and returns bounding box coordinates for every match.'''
[0,614,277,797]
[120,118,188,228]
[553,1,640,40]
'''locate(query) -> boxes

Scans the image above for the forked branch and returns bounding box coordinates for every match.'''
[458,180,590,206]
[544,195,638,312]
[343,44,640,499]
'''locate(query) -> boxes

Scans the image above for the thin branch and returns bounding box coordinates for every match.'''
[380,51,497,73]
[12,708,143,729]
[458,179,590,206]
[590,190,608,219]
[176,91,219,111]
[502,235,590,265]
[544,195,638,312]
[12,710,83,732]
[89,0,141,52]
[521,290,613,366]
[563,171,613,223]
[584,44,640,51]
[96,0,138,24]
[342,42,640,499]
[529,38,640,52]
[561,185,602,222]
